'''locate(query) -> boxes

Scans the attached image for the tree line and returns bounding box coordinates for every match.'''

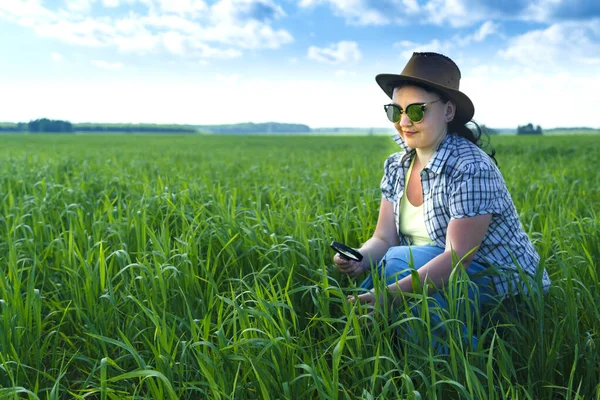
[0,119,312,134]
[0,119,198,133]
[0,118,546,135]
[196,122,311,134]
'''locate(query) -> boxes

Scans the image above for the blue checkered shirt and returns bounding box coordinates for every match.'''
[381,133,551,295]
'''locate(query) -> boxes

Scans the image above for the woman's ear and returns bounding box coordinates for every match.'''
[445,101,456,122]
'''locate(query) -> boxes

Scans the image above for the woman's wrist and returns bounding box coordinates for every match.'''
[356,248,370,273]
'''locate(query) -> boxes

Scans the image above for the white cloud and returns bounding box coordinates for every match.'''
[420,0,498,27]
[66,0,94,13]
[394,39,454,60]
[299,0,388,26]
[211,0,285,22]
[298,0,491,27]
[394,40,418,48]
[200,20,293,49]
[452,20,501,47]
[499,19,600,68]
[402,0,419,14]
[162,31,185,55]
[33,17,115,47]
[334,69,357,78]
[115,32,160,53]
[92,60,124,70]
[155,0,208,15]
[521,0,554,21]
[299,0,600,28]
[393,21,500,60]
[0,0,294,60]
[141,14,200,32]
[0,1,56,23]
[50,52,63,62]
[308,41,362,64]
[472,21,500,42]
[215,73,241,84]
[192,43,242,59]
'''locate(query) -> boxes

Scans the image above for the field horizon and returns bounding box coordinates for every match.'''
[2,121,600,136]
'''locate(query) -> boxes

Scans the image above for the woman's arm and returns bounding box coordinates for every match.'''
[353,213,492,305]
[360,197,402,264]
[334,197,400,277]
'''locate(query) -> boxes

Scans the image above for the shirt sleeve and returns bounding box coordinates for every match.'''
[448,163,504,219]
[380,153,402,203]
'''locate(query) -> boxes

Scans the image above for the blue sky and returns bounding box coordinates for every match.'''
[1,0,599,129]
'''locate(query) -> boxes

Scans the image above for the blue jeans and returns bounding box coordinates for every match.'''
[359,244,500,351]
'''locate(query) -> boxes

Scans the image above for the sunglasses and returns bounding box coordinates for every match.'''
[384,99,442,123]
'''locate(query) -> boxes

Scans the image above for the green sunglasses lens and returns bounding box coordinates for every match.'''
[406,104,424,122]
[385,103,426,123]
[386,105,401,123]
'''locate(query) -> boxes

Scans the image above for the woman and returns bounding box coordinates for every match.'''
[334,52,550,338]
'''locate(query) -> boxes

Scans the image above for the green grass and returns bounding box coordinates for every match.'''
[0,134,599,399]
[543,130,600,135]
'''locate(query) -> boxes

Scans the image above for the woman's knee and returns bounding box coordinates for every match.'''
[383,245,444,269]
[382,246,413,263]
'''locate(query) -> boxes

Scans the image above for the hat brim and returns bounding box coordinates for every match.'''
[376,74,474,124]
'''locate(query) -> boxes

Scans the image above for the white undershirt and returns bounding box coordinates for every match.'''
[399,157,435,246]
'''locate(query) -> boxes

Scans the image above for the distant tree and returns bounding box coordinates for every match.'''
[0,122,28,132]
[28,119,40,132]
[517,123,542,135]
[28,118,73,133]
[480,124,498,135]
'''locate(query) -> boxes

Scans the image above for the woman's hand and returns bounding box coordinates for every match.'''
[347,291,378,306]
[347,291,392,321]
[333,252,366,278]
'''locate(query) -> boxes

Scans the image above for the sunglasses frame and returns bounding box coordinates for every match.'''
[384,99,442,124]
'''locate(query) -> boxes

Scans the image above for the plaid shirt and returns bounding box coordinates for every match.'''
[381,133,551,295]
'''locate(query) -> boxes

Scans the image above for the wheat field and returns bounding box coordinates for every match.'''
[0,134,598,399]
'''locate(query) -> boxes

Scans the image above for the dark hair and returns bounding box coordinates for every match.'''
[395,83,497,165]
[448,117,497,165]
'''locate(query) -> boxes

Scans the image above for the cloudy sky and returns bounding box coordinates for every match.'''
[1,0,599,129]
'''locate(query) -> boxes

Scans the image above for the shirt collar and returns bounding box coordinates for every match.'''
[391,134,414,167]
[425,133,456,175]
[391,132,457,174]
[391,133,411,153]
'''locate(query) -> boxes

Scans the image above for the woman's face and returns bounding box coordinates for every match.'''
[392,85,455,153]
